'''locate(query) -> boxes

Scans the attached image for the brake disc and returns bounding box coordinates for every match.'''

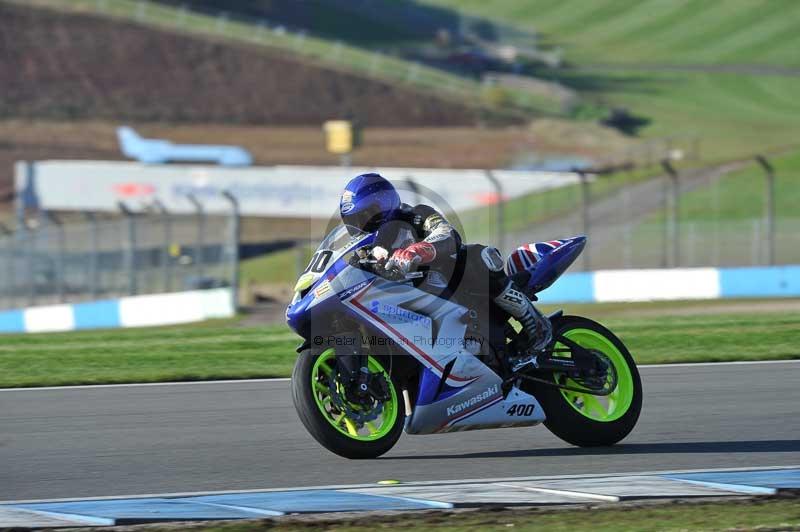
[329,379,384,425]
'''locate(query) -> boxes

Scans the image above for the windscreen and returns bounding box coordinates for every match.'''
[303,225,371,277]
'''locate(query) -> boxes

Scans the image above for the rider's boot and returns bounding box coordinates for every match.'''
[493,282,553,364]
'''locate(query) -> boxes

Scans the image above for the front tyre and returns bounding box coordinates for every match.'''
[537,316,642,447]
[291,348,404,459]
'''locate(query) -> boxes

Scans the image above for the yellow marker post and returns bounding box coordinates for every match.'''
[323,120,354,166]
[324,120,353,154]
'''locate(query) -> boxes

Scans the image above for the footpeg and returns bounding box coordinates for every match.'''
[511,353,540,373]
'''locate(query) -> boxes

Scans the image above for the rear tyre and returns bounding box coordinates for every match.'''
[536,315,642,447]
[291,348,404,459]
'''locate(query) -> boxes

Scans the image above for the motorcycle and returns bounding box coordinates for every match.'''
[286,224,642,459]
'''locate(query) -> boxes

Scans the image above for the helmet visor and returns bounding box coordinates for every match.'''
[342,203,384,235]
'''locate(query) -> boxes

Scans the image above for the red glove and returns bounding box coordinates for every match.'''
[385,242,436,274]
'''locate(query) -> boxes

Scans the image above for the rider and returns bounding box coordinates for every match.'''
[338,173,552,370]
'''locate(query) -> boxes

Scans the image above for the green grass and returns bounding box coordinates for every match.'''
[148,497,800,531]
[678,149,800,222]
[0,318,301,388]
[609,312,800,364]
[420,0,800,161]
[422,0,800,68]
[2,299,798,388]
[586,69,800,163]
[241,247,314,286]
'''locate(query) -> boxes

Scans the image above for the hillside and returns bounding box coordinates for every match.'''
[416,0,800,162]
[421,0,800,68]
[0,1,486,126]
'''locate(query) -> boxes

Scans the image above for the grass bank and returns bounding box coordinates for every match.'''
[1,299,798,388]
[423,0,800,162]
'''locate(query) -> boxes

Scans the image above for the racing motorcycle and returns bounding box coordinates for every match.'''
[287,224,642,459]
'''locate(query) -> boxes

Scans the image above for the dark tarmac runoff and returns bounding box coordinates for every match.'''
[2,361,799,501]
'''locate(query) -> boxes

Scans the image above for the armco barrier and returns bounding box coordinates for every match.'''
[537,264,800,304]
[0,288,234,334]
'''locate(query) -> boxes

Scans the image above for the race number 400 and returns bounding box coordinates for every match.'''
[507,404,535,416]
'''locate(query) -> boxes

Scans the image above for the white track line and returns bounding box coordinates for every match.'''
[640,359,800,369]
[1,360,797,392]
[494,482,620,502]
[0,378,290,392]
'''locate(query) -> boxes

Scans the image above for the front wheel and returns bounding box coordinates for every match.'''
[291,348,404,459]
[535,315,642,447]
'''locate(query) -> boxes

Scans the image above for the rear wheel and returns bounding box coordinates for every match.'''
[536,316,642,447]
[291,348,404,459]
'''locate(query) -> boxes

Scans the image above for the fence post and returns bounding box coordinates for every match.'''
[484,170,505,252]
[222,191,240,311]
[15,161,33,235]
[187,195,206,282]
[0,224,12,308]
[751,219,761,265]
[82,212,99,300]
[755,155,776,266]
[152,200,173,293]
[24,218,36,306]
[661,160,680,267]
[575,170,591,271]
[44,211,66,303]
[118,202,138,296]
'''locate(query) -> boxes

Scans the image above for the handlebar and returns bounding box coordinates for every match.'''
[357,258,425,282]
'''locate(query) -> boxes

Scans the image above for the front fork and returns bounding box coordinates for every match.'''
[334,343,369,392]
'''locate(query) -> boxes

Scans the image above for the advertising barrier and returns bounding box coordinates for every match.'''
[15,160,580,218]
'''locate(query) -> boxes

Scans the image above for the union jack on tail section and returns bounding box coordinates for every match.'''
[506,240,569,275]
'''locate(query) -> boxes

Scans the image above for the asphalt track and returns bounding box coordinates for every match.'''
[2,361,799,502]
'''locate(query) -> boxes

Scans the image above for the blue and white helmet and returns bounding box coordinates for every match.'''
[340,173,401,234]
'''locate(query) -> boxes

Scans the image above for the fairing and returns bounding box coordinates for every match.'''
[287,225,562,434]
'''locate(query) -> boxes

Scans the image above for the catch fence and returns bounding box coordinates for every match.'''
[0,196,239,311]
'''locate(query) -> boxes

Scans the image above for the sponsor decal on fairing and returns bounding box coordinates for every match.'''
[446,384,499,416]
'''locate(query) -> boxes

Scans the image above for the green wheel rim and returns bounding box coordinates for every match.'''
[554,328,634,422]
[311,349,399,441]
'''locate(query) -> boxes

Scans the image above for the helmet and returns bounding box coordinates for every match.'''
[340,173,401,234]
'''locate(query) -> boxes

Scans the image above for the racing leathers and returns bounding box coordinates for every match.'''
[373,203,552,357]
